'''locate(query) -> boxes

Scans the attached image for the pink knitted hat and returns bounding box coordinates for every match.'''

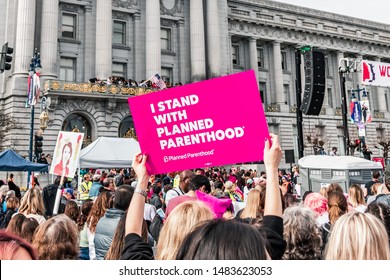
[195,190,232,218]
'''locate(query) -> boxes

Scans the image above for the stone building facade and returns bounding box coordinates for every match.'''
[1,0,390,173]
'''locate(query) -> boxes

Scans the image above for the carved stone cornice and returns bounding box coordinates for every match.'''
[43,80,157,96]
[113,11,129,20]
[105,99,117,114]
[58,99,103,112]
[60,3,80,13]
[112,0,139,9]
[160,0,183,16]
[228,20,390,57]
[46,96,60,111]
[231,0,390,31]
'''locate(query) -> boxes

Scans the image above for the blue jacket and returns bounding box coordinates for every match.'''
[94,208,125,260]
[89,182,102,198]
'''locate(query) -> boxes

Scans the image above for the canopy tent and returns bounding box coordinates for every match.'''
[78,137,141,169]
[0,149,49,172]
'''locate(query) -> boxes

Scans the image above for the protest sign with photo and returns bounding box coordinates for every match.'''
[49,131,84,178]
[128,70,269,174]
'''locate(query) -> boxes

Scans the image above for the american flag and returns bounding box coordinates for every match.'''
[151,73,166,89]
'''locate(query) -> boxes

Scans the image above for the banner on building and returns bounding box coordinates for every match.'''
[360,100,372,124]
[128,70,268,174]
[50,131,84,178]
[362,60,390,87]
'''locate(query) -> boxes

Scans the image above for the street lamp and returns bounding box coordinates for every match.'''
[27,49,42,188]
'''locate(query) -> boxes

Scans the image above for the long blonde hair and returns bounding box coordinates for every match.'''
[156,200,214,260]
[240,189,262,219]
[18,188,45,216]
[325,212,390,260]
[348,184,366,208]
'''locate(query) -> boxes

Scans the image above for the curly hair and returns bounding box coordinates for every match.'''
[366,203,390,247]
[33,214,79,260]
[64,200,80,223]
[282,205,323,260]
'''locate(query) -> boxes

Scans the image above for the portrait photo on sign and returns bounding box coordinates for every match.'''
[49,131,84,178]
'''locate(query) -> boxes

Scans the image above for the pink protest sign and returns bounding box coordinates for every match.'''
[128,70,269,174]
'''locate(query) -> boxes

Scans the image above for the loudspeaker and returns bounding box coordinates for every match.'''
[300,50,326,115]
[285,149,295,164]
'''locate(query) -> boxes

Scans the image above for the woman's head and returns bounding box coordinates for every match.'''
[327,191,348,225]
[20,217,39,243]
[283,205,322,260]
[365,203,390,246]
[304,192,328,217]
[327,183,344,197]
[0,230,37,260]
[64,200,80,223]
[33,214,79,260]
[18,188,45,216]
[176,219,269,260]
[240,189,262,220]
[156,200,214,260]
[87,191,113,233]
[6,213,27,236]
[325,212,390,260]
[6,196,19,210]
[61,142,73,165]
[348,184,366,208]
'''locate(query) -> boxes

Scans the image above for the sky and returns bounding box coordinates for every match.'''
[273,0,390,25]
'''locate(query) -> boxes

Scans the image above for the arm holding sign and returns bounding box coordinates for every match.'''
[121,153,154,260]
[262,134,286,260]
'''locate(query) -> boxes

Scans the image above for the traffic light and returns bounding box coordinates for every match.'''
[34,134,43,157]
[0,43,13,73]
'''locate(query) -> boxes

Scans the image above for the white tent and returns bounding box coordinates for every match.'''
[78,137,141,168]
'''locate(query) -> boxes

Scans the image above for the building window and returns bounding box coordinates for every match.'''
[257,48,264,68]
[232,45,240,65]
[112,62,127,78]
[161,67,173,85]
[161,28,172,51]
[62,113,93,148]
[281,51,288,70]
[62,13,76,39]
[113,21,126,45]
[385,91,389,112]
[283,84,290,105]
[119,116,136,138]
[60,57,76,81]
[259,82,266,104]
[325,57,331,76]
[328,88,333,108]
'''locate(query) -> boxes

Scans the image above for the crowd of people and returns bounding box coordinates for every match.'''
[1,134,390,260]
[88,76,182,89]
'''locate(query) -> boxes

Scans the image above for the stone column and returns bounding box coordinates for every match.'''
[133,12,142,81]
[40,0,59,79]
[145,0,161,78]
[206,0,220,78]
[249,38,258,84]
[96,0,112,79]
[356,54,363,86]
[375,57,388,112]
[334,51,344,107]
[14,0,36,76]
[273,41,284,104]
[190,0,206,81]
[178,19,187,83]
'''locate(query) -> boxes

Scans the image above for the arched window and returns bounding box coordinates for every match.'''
[62,113,93,147]
[119,116,137,139]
